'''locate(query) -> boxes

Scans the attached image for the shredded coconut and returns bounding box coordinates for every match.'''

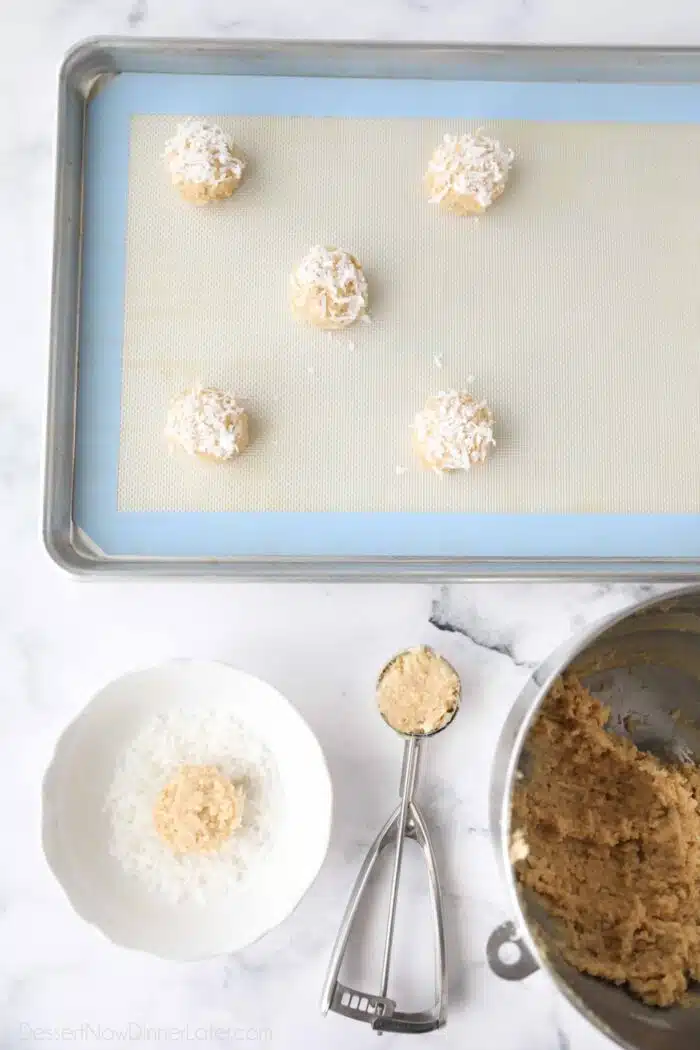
[425,130,514,211]
[164,118,245,187]
[290,246,368,329]
[509,827,530,865]
[413,389,495,473]
[165,384,248,461]
[106,704,282,905]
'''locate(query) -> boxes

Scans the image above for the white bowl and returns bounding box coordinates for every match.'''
[42,660,333,960]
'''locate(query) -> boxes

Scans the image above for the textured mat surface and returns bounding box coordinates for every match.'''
[117,115,700,514]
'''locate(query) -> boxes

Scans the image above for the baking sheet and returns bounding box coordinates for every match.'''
[71,71,700,560]
[119,115,700,515]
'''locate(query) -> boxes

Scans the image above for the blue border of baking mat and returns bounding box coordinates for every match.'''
[76,73,700,558]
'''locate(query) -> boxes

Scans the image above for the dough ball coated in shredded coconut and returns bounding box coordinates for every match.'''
[165,385,250,462]
[412,389,495,473]
[424,131,514,216]
[289,246,369,330]
[164,118,246,204]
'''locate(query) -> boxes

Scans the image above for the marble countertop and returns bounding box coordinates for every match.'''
[3,1,699,1047]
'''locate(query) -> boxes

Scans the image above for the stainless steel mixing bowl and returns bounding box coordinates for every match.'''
[488,587,700,1050]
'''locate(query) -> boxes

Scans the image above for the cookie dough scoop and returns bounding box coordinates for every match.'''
[321,646,461,1033]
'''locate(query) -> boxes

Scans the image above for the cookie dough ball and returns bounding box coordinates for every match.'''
[290,245,368,330]
[424,131,514,215]
[165,385,249,461]
[413,389,495,472]
[164,119,246,204]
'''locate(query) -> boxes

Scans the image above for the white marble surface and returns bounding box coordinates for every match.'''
[2,1,699,1048]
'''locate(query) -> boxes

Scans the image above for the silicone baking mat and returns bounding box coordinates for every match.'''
[75,74,700,558]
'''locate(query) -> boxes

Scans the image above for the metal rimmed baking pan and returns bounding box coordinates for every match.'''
[44,38,700,579]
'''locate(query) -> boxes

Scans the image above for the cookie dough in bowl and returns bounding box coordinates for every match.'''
[164,118,246,204]
[513,673,700,1009]
[425,131,514,215]
[488,587,700,1050]
[289,245,369,330]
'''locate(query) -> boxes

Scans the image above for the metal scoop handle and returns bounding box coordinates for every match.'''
[320,738,447,1033]
[380,735,420,997]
